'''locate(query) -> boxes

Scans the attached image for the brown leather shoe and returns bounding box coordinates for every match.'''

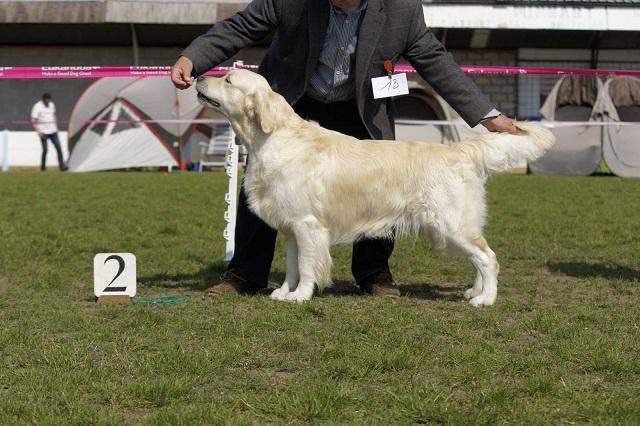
[358,271,401,298]
[207,271,265,295]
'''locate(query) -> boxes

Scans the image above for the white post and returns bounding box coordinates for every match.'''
[222,62,243,262]
[223,127,239,262]
[2,129,8,172]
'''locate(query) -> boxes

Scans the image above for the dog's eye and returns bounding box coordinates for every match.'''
[225,77,232,85]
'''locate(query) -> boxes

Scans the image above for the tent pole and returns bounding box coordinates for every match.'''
[2,129,8,172]
[130,24,140,66]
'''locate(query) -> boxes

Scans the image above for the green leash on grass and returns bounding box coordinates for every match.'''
[132,295,191,305]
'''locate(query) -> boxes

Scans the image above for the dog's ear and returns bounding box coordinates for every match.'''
[246,90,279,134]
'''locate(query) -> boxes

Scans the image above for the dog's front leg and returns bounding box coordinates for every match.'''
[270,237,299,301]
[282,220,331,303]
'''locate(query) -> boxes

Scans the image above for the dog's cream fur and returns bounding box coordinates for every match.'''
[196,69,555,306]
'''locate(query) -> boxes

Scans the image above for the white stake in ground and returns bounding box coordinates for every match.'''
[222,62,244,262]
[223,126,239,262]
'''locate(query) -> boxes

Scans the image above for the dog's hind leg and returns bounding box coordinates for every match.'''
[282,219,332,303]
[447,234,499,307]
[270,236,299,301]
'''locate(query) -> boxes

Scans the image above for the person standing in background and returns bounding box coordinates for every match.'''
[31,93,66,171]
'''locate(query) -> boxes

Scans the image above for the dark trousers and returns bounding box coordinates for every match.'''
[39,132,65,171]
[227,95,395,287]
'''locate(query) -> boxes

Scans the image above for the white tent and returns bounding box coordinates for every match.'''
[596,76,640,177]
[67,76,224,172]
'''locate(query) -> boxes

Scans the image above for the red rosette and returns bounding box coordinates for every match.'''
[383,60,394,74]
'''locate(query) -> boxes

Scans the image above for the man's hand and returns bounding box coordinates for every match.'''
[171,56,195,89]
[481,115,526,135]
[31,120,42,137]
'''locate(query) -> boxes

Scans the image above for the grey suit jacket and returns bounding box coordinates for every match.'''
[182,0,495,140]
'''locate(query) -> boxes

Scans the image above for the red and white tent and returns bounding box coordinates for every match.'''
[67,76,218,172]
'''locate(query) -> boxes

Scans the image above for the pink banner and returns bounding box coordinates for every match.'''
[0,65,258,79]
[400,64,640,76]
[1,64,639,79]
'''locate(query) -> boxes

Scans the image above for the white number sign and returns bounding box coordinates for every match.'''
[371,73,409,99]
[94,253,136,297]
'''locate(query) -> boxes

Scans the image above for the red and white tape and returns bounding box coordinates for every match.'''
[0,119,227,125]
[3,119,638,128]
[401,64,640,76]
[395,120,640,127]
[1,64,639,79]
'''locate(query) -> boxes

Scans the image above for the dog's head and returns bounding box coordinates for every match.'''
[196,69,287,140]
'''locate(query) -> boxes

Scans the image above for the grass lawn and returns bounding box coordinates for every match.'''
[0,171,639,425]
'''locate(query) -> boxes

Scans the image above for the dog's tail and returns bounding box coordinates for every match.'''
[455,122,555,175]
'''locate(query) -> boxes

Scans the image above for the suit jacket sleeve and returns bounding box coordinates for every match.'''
[402,1,495,127]
[181,0,281,76]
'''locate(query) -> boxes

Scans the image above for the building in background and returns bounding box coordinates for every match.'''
[1,0,639,132]
[422,0,640,119]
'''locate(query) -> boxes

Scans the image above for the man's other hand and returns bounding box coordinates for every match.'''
[481,115,526,135]
[171,56,195,89]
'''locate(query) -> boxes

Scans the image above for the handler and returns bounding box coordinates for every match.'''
[171,0,520,297]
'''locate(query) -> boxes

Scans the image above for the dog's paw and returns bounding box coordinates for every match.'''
[283,291,311,304]
[464,288,481,300]
[468,294,496,307]
[270,288,288,301]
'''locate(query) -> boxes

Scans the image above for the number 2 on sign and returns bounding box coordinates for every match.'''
[94,253,137,297]
[371,72,409,99]
[103,255,127,292]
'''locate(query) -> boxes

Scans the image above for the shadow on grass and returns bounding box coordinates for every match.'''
[548,261,640,281]
[138,260,228,291]
[400,283,464,301]
[139,262,464,301]
[314,278,464,301]
[323,280,362,297]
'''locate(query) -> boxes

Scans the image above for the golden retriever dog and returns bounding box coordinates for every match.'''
[196,69,555,306]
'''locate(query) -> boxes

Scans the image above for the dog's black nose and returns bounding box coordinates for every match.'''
[196,75,206,82]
